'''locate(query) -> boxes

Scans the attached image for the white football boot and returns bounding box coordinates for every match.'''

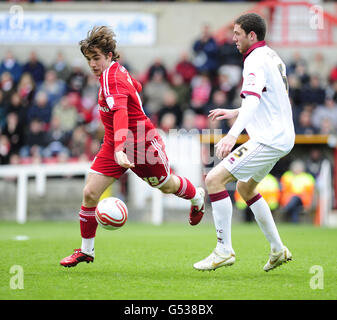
[263,246,292,272]
[193,249,235,271]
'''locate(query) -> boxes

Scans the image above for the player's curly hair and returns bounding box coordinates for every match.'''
[79,26,120,61]
[235,13,266,41]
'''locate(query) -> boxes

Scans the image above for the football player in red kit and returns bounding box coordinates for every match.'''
[60,26,205,267]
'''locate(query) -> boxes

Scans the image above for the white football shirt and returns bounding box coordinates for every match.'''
[240,41,295,153]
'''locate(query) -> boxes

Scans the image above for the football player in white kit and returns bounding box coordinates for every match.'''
[194,13,295,272]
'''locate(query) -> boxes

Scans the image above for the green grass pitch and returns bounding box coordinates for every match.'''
[0,221,336,300]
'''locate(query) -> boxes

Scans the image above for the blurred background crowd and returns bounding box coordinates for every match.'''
[1,22,337,168]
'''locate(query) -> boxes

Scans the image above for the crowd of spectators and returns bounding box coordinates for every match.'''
[0,50,103,165]
[1,23,337,166]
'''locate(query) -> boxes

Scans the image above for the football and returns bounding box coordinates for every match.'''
[95,197,128,230]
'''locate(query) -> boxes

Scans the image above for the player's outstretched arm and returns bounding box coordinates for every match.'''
[113,108,134,169]
[227,95,260,138]
[213,94,260,160]
[208,108,239,121]
[115,151,135,168]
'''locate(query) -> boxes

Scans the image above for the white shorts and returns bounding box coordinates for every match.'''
[221,140,288,183]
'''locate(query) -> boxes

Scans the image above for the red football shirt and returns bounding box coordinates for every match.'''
[98,61,156,149]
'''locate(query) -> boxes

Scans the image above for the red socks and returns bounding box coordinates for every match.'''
[79,206,98,239]
[174,176,196,200]
[79,177,196,238]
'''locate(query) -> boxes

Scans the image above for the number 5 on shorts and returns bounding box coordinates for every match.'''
[233,146,248,158]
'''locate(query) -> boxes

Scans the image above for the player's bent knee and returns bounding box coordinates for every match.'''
[236,182,256,202]
[159,184,172,194]
[205,169,233,192]
[159,175,179,194]
[83,186,100,203]
[205,171,224,192]
[236,183,246,199]
[205,172,215,189]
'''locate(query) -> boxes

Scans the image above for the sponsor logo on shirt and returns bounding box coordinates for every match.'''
[99,105,110,113]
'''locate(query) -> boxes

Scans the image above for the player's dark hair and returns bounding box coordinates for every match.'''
[235,13,266,41]
[79,26,120,61]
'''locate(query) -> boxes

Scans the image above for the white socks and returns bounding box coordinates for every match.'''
[209,191,284,256]
[190,187,204,210]
[209,190,234,256]
[248,194,284,253]
[81,237,95,257]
